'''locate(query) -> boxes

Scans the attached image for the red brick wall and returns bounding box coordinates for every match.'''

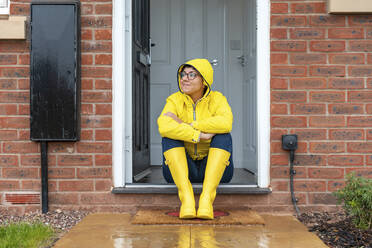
[1,0,371,215]
[0,0,114,214]
[270,0,372,210]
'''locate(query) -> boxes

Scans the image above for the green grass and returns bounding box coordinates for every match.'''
[0,222,56,248]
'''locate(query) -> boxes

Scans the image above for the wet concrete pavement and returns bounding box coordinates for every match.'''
[53,213,328,247]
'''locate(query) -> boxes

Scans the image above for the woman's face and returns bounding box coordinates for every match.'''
[180,67,205,99]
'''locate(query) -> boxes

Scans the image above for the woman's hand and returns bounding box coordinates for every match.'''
[199,132,215,140]
[163,112,215,140]
[163,112,183,124]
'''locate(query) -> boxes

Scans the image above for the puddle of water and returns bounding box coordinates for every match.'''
[257,233,270,248]
[113,237,132,248]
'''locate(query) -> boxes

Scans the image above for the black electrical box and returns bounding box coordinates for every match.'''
[30,0,81,141]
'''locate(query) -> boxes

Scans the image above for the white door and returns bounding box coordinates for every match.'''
[243,0,257,174]
[237,0,257,174]
[150,0,257,175]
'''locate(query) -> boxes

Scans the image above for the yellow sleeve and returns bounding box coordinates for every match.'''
[157,97,201,143]
[191,94,233,133]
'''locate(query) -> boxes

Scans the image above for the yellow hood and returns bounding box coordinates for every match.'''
[177,58,214,97]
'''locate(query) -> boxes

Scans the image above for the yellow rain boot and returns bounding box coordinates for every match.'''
[197,148,230,219]
[164,147,196,219]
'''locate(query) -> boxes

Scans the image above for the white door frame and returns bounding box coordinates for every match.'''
[112,0,270,188]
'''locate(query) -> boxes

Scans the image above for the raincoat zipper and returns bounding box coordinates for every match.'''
[193,103,197,158]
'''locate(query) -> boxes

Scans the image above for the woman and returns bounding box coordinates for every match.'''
[157,58,234,219]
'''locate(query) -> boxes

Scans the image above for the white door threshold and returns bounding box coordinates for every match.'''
[112,184,272,194]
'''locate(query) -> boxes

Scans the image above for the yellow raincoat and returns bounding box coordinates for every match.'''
[157,58,233,160]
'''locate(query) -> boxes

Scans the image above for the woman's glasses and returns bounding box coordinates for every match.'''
[179,71,199,80]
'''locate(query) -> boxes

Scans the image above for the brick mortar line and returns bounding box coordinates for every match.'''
[0,165,111,167]
[78,28,112,30]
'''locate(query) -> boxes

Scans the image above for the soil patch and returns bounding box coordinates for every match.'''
[298,211,372,248]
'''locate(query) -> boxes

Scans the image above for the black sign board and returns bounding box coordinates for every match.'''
[30,0,80,141]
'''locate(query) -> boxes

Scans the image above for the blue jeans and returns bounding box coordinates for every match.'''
[162,133,234,183]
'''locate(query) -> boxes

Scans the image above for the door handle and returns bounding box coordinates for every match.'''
[210,59,218,66]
